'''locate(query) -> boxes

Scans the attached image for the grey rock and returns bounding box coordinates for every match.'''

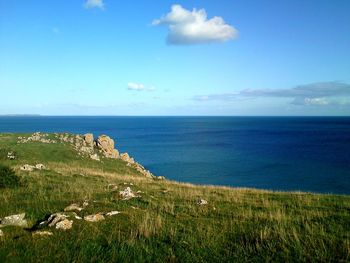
[1,213,28,227]
[55,219,73,230]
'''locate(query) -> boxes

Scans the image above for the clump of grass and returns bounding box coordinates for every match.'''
[0,164,20,188]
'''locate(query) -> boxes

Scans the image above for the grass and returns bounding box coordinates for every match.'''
[0,132,349,262]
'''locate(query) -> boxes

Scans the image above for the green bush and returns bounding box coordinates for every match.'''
[0,164,20,188]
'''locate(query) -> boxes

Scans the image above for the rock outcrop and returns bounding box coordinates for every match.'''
[18,132,56,144]
[96,135,119,159]
[84,133,94,147]
[120,153,135,164]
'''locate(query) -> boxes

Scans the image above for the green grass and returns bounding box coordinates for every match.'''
[0,132,349,262]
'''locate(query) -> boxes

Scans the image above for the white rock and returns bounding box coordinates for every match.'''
[64,203,83,212]
[106,211,120,216]
[20,164,35,171]
[0,229,3,237]
[90,153,100,161]
[197,199,208,205]
[55,219,73,230]
[1,213,28,227]
[119,187,136,200]
[35,164,45,170]
[47,213,68,227]
[84,214,105,222]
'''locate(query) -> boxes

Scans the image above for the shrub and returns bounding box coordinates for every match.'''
[0,164,20,188]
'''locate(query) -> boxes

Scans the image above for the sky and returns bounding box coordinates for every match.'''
[0,0,350,116]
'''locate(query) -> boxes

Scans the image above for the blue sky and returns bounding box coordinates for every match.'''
[0,0,349,116]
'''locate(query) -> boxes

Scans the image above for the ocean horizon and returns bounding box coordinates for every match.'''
[1,116,349,194]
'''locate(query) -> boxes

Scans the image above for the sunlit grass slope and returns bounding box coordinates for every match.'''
[0,133,349,262]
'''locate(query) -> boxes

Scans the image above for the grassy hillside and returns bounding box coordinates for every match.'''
[0,132,349,262]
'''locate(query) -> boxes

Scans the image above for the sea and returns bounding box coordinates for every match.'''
[0,116,349,195]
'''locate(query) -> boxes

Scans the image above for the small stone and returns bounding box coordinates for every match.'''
[32,231,53,237]
[1,213,28,227]
[157,176,166,180]
[82,201,89,207]
[0,229,3,237]
[197,199,208,206]
[84,213,105,222]
[55,219,73,230]
[64,203,83,212]
[106,211,120,216]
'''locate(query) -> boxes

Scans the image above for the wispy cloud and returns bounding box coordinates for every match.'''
[152,4,238,45]
[193,82,350,106]
[127,82,155,91]
[84,0,104,10]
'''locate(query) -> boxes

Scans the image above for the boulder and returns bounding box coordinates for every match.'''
[1,213,28,227]
[55,219,73,230]
[119,187,136,200]
[84,213,105,222]
[96,135,119,159]
[84,133,94,147]
[47,213,68,227]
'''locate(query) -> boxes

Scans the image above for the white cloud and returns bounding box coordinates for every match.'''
[127,82,155,91]
[193,81,350,106]
[152,4,238,45]
[84,0,104,9]
[293,97,329,106]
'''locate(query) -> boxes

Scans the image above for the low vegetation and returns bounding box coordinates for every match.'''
[0,133,349,262]
[0,164,20,188]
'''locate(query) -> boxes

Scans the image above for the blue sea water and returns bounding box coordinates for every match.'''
[0,116,349,194]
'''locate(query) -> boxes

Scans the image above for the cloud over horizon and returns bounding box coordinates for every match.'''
[193,82,350,106]
[127,82,155,91]
[84,0,104,9]
[152,4,238,45]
